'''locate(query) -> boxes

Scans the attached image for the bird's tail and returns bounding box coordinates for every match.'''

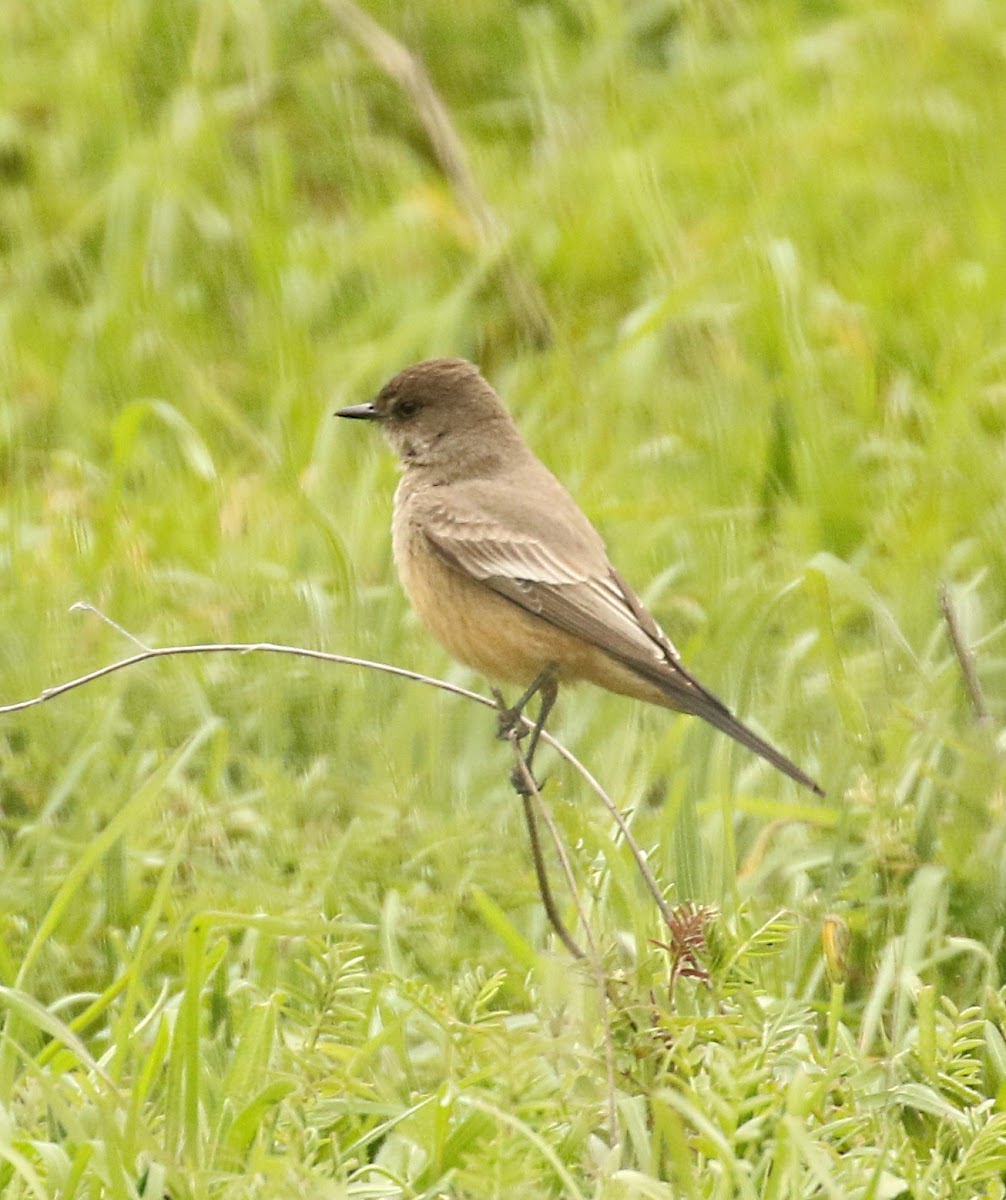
[605,569,823,794]
[648,659,824,795]
[685,689,824,795]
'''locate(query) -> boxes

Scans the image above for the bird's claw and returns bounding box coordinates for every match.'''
[493,689,528,743]
[509,762,546,797]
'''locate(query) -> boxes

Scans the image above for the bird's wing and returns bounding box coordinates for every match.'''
[415,487,716,709]
[415,485,824,795]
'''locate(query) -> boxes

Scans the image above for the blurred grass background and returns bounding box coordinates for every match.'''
[1,0,1005,1196]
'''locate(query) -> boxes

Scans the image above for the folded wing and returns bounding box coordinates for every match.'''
[415,482,823,794]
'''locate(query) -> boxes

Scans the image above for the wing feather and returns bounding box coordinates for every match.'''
[417,493,699,694]
[412,487,823,795]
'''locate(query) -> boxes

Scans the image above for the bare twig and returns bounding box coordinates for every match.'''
[510,755,592,960]
[4,625,663,1148]
[508,746,617,1145]
[543,744,677,930]
[1,637,674,932]
[322,0,552,346]
[939,583,990,725]
[515,786,584,961]
[68,601,152,651]
[0,642,470,716]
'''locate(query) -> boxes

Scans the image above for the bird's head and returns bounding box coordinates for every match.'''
[338,358,522,476]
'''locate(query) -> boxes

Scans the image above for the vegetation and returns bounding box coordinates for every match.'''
[1,0,1005,1195]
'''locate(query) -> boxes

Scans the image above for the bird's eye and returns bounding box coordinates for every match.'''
[397,399,420,419]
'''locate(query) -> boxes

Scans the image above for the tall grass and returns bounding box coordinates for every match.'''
[1,0,1004,1195]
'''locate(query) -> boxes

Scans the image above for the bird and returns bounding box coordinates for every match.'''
[337,358,823,796]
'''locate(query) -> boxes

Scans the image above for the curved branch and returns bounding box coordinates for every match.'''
[1,639,673,923]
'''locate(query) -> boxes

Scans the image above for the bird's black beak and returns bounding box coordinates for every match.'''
[336,401,379,421]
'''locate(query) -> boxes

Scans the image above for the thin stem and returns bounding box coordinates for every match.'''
[540,737,676,930]
[320,0,551,346]
[508,746,617,1145]
[939,583,990,725]
[1,637,674,929]
[516,787,584,961]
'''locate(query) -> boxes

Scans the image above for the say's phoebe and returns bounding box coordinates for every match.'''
[338,358,823,796]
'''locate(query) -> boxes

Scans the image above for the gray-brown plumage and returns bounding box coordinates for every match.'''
[338,358,823,795]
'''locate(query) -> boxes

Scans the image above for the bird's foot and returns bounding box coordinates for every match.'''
[492,688,529,743]
[509,760,546,797]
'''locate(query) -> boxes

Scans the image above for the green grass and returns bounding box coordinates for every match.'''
[2,0,1006,1195]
